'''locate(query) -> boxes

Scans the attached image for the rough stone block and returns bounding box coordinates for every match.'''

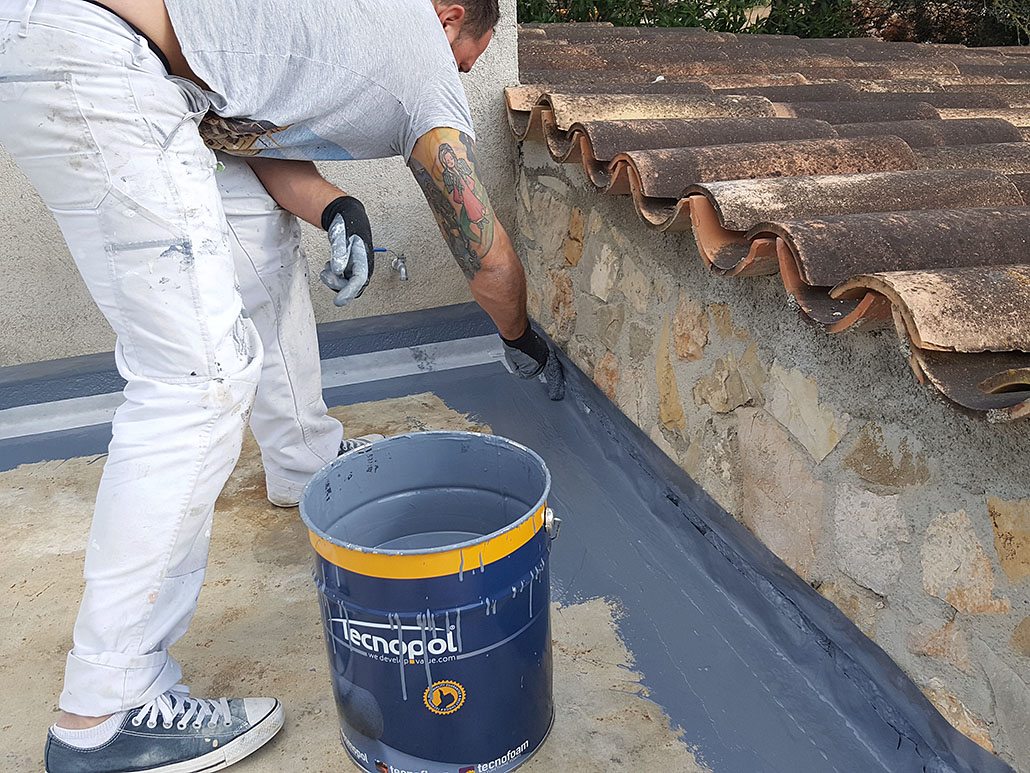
[1012,616,1030,658]
[922,678,994,753]
[587,242,619,302]
[815,578,880,638]
[655,278,674,305]
[673,290,708,361]
[833,484,910,596]
[628,321,653,362]
[593,350,620,402]
[738,343,767,405]
[619,255,651,313]
[566,335,600,376]
[922,510,1010,615]
[565,207,585,267]
[597,303,626,351]
[987,496,1030,584]
[527,285,543,321]
[843,423,930,490]
[766,362,850,463]
[710,303,749,341]
[682,417,741,516]
[976,640,1030,766]
[536,174,570,198]
[518,170,532,215]
[616,362,648,428]
[656,315,686,433]
[737,408,825,580]
[907,619,972,674]
[693,352,757,414]
[547,269,576,344]
[649,423,678,460]
[528,187,572,268]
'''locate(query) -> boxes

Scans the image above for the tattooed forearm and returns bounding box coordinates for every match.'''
[409,129,495,280]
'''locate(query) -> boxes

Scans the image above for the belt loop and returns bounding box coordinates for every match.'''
[18,0,39,37]
[131,34,147,66]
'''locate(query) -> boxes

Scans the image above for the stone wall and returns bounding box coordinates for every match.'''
[0,0,517,366]
[515,141,1030,771]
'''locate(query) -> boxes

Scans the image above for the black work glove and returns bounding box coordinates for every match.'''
[501,324,566,401]
[319,195,374,307]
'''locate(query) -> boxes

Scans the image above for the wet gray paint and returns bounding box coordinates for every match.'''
[0,304,1013,773]
[0,302,491,411]
[157,239,194,270]
[302,432,547,552]
[420,359,1012,773]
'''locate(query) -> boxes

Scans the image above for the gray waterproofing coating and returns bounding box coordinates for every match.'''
[408,358,1012,773]
[301,432,548,552]
[0,303,1015,773]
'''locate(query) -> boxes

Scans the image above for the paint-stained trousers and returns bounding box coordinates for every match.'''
[0,0,343,715]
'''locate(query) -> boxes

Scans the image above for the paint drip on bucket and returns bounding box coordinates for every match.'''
[300,431,558,773]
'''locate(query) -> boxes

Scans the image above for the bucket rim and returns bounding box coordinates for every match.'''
[299,430,552,559]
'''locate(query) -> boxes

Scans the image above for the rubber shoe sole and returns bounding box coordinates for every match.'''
[46,700,284,773]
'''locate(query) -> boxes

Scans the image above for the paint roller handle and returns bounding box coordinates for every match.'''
[319,195,374,307]
[500,324,566,401]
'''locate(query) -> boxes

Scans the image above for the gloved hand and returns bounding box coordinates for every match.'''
[319,195,374,307]
[501,324,565,401]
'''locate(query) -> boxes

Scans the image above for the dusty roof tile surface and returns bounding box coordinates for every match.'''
[510,22,1030,418]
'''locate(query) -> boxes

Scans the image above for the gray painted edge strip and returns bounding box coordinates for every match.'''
[0,335,504,441]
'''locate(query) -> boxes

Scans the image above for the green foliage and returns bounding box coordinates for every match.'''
[989,0,1030,43]
[516,0,861,37]
[858,0,1024,45]
[517,0,1030,44]
[516,0,754,30]
[758,0,861,37]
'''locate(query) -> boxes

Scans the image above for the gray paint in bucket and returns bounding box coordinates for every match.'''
[301,431,555,773]
[314,432,546,553]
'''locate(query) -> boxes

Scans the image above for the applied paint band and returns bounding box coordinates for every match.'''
[308,504,546,579]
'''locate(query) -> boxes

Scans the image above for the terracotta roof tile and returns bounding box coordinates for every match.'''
[834,118,1023,146]
[773,100,941,123]
[687,170,1021,276]
[908,349,1030,418]
[834,265,1030,351]
[510,23,1030,418]
[915,142,1030,173]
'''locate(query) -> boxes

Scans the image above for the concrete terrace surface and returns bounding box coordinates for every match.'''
[2,336,1011,773]
[1,394,707,773]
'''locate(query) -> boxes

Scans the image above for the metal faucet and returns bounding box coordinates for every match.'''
[391,252,408,281]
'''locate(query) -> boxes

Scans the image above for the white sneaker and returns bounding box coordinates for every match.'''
[339,433,385,453]
[266,434,385,507]
[45,686,283,773]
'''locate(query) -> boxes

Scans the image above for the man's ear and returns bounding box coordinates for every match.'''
[435,2,466,44]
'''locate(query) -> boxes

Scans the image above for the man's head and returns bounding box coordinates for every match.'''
[434,1,499,72]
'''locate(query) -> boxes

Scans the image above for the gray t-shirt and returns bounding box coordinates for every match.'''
[164,0,475,161]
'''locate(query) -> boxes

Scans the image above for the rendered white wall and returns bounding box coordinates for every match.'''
[0,0,518,366]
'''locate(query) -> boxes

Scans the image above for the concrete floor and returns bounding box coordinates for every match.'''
[1,392,707,772]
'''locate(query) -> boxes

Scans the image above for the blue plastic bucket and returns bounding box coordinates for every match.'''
[300,431,556,773]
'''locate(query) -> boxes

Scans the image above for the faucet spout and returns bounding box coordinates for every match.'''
[392,254,408,281]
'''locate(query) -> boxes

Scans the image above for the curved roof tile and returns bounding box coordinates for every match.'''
[509,23,1030,418]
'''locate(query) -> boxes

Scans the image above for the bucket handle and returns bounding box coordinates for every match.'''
[544,507,561,541]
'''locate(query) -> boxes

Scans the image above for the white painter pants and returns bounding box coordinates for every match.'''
[0,0,342,715]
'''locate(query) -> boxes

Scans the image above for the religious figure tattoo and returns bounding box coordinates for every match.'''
[409,130,494,280]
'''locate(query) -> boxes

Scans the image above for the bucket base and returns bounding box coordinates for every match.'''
[341,709,555,773]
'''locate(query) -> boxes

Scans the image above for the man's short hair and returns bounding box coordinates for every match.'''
[456,0,500,39]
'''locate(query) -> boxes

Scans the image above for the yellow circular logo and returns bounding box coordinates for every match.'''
[423,680,466,715]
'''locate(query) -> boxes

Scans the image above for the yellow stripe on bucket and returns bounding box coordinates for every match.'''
[308,505,547,579]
